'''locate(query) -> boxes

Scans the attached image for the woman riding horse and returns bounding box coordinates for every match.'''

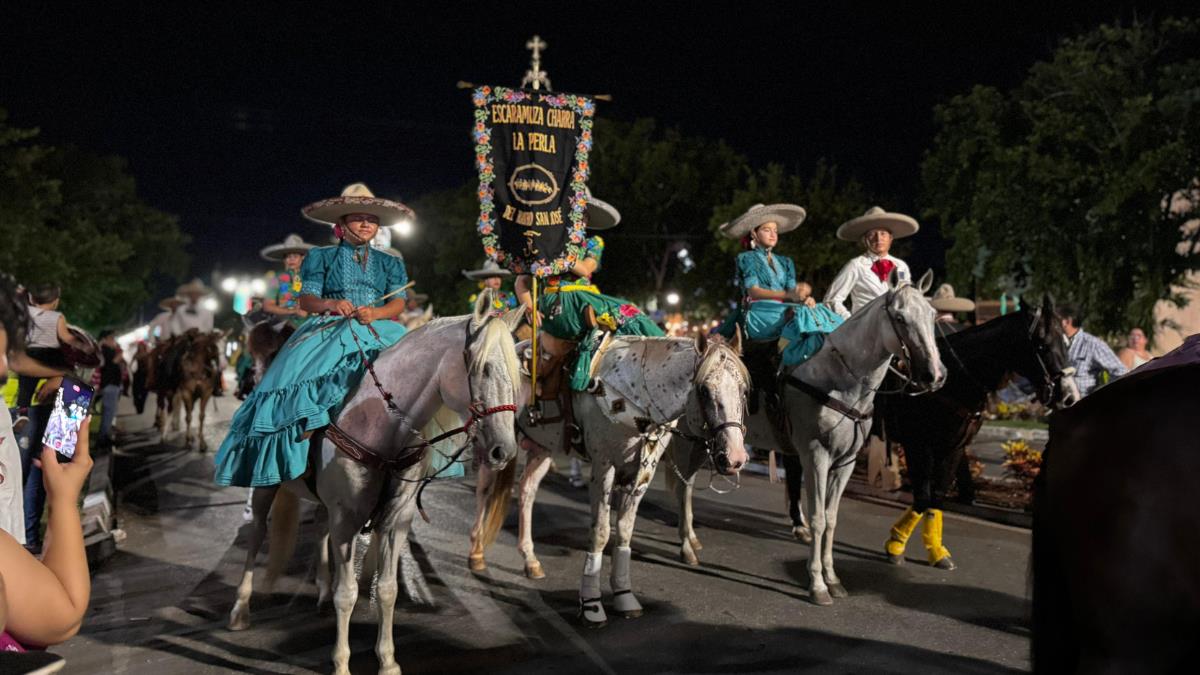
[214,183,412,488]
[260,233,315,328]
[513,191,662,398]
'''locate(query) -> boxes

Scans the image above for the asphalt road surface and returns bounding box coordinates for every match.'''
[59,392,1031,674]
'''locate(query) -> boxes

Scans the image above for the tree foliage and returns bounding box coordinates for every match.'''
[0,109,190,331]
[922,18,1200,338]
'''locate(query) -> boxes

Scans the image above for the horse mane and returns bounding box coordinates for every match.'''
[419,314,521,394]
[695,340,749,388]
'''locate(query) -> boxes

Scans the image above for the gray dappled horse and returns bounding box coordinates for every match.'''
[469,336,751,627]
[667,271,945,605]
[227,292,522,675]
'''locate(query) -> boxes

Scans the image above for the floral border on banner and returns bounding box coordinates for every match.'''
[473,86,595,277]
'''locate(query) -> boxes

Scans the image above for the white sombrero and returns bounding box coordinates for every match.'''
[302,183,415,226]
[718,203,807,239]
[836,206,919,242]
[158,297,184,310]
[463,260,513,280]
[583,187,621,230]
[260,233,316,262]
[176,278,214,298]
[929,284,975,313]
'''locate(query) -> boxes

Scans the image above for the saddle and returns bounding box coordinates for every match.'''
[741,337,797,453]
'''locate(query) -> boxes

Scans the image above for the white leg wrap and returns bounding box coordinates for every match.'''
[579,552,607,625]
[610,546,643,615]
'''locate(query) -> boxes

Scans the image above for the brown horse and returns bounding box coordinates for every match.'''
[1033,335,1200,673]
[156,329,223,450]
[245,320,295,389]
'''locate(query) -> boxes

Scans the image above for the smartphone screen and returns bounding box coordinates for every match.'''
[42,376,94,461]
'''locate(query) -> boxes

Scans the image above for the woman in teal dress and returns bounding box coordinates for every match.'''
[214,184,414,488]
[259,233,316,328]
[514,193,663,392]
[463,260,519,315]
[718,203,842,365]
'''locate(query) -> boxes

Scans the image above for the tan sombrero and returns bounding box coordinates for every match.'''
[176,278,214,298]
[836,206,919,242]
[929,284,975,313]
[583,187,621,230]
[463,260,513,280]
[718,203,807,239]
[260,233,315,262]
[302,183,415,226]
[158,297,184,310]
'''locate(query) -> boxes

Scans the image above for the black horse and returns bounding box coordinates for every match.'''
[782,294,1077,567]
[1034,335,1199,672]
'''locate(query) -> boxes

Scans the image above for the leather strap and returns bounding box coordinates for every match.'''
[784,374,873,422]
[326,421,426,476]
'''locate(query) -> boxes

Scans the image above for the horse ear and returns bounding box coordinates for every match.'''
[1041,292,1055,315]
[471,288,492,328]
[501,304,524,333]
[917,269,933,294]
[730,323,744,356]
[888,267,900,290]
[694,328,708,355]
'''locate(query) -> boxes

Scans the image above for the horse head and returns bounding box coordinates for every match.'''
[1021,293,1080,408]
[464,289,523,470]
[689,334,750,476]
[884,269,946,391]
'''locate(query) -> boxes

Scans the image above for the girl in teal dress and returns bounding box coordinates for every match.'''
[718,204,842,365]
[514,194,663,392]
[259,233,316,328]
[215,184,416,487]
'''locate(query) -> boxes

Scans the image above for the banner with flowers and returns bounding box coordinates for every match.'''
[472,86,595,277]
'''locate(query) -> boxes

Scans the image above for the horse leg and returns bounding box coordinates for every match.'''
[197,391,209,452]
[803,451,834,606]
[181,393,194,448]
[610,437,668,618]
[316,529,332,610]
[782,452,813,544]
[517,442,553,579]
[667,442,702,566]
[468,464,494,571]
[328,508,363,675]
[579,459,615,628]
[373,485,421,675]
[229,485,278,630]
[822,460,858,599]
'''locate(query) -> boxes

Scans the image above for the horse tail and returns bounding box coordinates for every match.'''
[265,488,301,586]
[480,459,516,550]
[1030,436,1075,673]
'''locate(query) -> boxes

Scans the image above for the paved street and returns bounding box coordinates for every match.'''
[59,391,1031,674]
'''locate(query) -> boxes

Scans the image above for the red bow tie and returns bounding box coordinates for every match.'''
[870,258,895,282]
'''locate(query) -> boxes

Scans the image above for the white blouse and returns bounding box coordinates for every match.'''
[823,253,911,318]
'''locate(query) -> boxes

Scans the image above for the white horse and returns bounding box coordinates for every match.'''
[226,292,523,675]
[469,336,751,627]
[667,271,944,605]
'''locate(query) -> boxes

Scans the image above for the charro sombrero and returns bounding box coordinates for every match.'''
[929,284,975,313]
[836,206,919,242]
[463,260,513,280]
[260,233,315,262]
[158,297,184,310]
[302,183,415,226]
[176,278,214,298]
[718,203,807,239]
[583,187,621,230]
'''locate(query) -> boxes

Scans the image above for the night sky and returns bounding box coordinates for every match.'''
[3,2,1195,281]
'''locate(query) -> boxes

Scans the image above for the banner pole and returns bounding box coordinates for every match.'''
[530,276,539,409]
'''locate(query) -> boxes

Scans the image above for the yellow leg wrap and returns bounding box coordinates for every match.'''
[921,509,953,565]
[885,507,922,557]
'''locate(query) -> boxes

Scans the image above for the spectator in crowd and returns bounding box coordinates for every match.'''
[1117,327,1153,371]
[130,342,151,415]
[96,331,123,448]
[13,284,88,409]
[0,274,93,664]
[1059,305,1127,396]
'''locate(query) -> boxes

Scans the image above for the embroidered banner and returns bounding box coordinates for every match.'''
[472,86,595,276]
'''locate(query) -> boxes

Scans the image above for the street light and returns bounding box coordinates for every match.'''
[201,297,219,312]
[220,277,239,293]
[250,278,267,296]
[393,218,415,238]
[666,292,681,306]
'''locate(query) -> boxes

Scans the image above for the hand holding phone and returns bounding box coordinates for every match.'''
[41,376,94,462]
[35,415,94,506]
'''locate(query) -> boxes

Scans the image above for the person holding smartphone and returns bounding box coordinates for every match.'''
[0,275,93,658]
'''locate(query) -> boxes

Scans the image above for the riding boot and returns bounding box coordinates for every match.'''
[885,507,922,564]
[578,551,608,626]
[921,509,956,570]
[765,392,797,453]
[610,546,643,617]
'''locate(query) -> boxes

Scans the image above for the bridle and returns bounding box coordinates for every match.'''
[667,348,748,493]
[877,287,940,396]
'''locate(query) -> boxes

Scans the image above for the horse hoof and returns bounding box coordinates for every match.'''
[792,526,814,545]
[468,554,487,572]
[524,561,545,579]
[810,588,834,606]
[379,664,401,675]
[578,598,608,628]
[887,554,905,566]
[688,536,703,552]
[618,609,643,619]
[681,550,700,567]
[932,557,957,571]
[228,611,250,632]
[828,582,848,598]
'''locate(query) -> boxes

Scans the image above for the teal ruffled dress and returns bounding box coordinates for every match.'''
[214,241,414,487]
[720,247,843,366]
